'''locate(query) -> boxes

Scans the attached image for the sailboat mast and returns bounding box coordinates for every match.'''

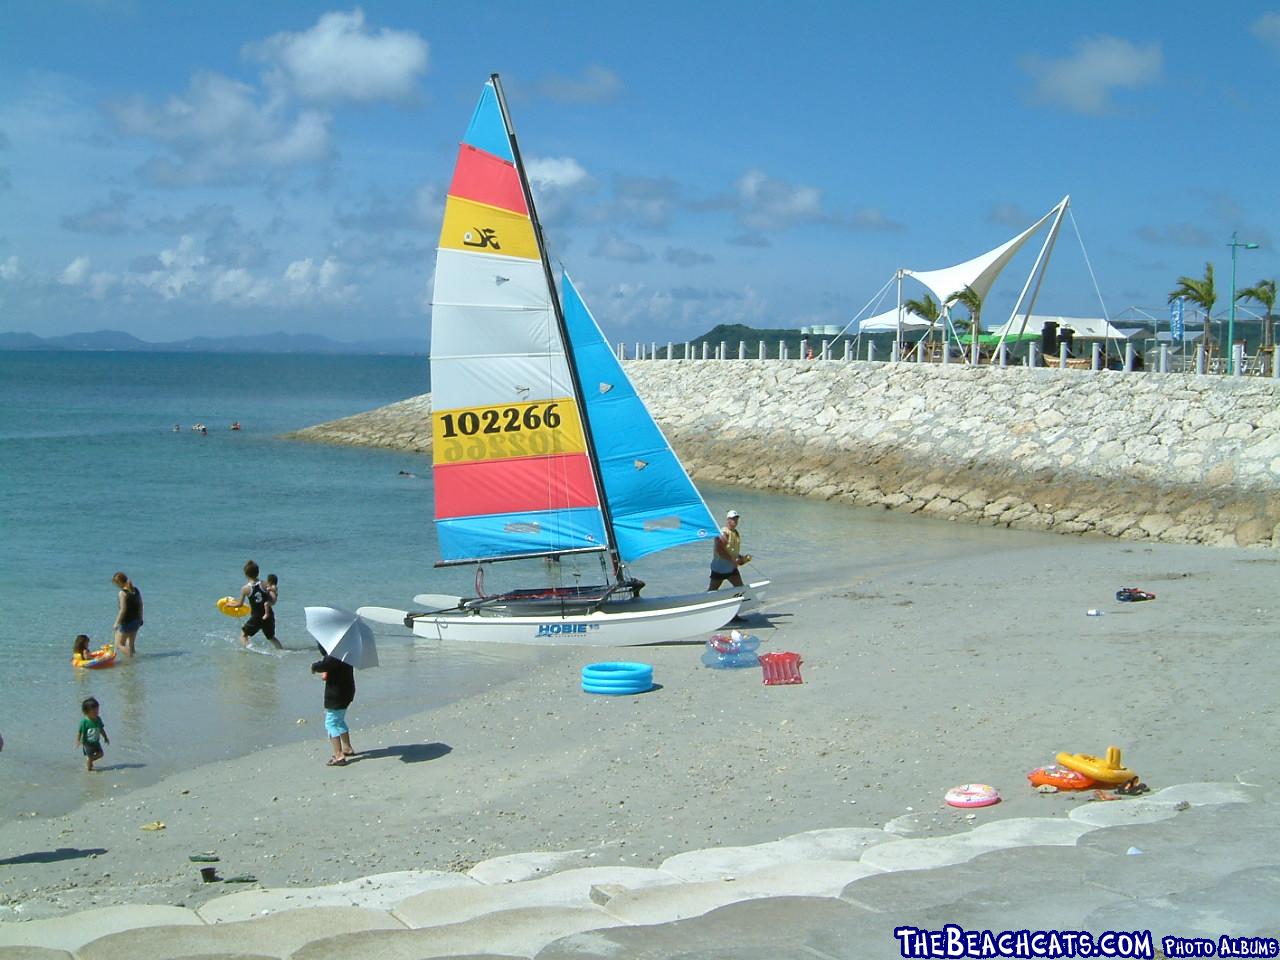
[489,73,625,580]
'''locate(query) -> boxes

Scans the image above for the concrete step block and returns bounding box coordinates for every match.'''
[198,870,475,923]
[659,827,891,882]
[0,905,201,955]
[293,906,620,960]
[76,906,403,960]
[394,867,670,929]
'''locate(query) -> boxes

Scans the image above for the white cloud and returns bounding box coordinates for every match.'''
[612,176,679,229]
[596,280,768,337]
[0,256,18,281]
[62,191,133,235]
[414,183,443,226]
[525,156,590,191]
[111,71,332,184]
[665,246,715,268]
[248,9,428,104]
[1021,36,1163,115]
[1252,12,1280,53]
[844,208,905,232]
[87,272,117,299]
[535,65,621,104]
[283,256,357,303]
[136,235,207,299]
[211,268,271,303]
[60,256,91,286]
[593,231,651,263]
[736,170,824,231]
[988,203,1032,228]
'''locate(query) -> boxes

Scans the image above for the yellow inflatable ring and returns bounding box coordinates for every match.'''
[1056,746,1135,786]
[72,644,117,669]
[217,596,251,618]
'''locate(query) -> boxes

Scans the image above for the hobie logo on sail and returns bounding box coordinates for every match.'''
[536,623,599,636]
[463,227,500,250]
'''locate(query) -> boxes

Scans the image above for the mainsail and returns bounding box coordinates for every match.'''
[430,78,715,572]
[431,80,608,565]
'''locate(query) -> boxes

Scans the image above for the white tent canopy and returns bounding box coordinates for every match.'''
[989,314,1133,341]
[857,307,936,333]
[904,197,1068,305]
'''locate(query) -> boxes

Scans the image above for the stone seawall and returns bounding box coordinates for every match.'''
[287,361,1280,547]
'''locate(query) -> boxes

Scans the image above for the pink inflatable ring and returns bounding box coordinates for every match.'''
[944,783,1000,808]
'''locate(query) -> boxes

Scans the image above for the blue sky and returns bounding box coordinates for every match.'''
[2,1,1278,344]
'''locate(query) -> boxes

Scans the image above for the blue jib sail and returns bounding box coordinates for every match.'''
[560,273,716,563]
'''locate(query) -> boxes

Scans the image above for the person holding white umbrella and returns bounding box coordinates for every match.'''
[305,606,378,767]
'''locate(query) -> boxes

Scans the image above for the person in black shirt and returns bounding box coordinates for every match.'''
[311,645,356,765]
[236,560,282,650]
[112,571,143,656]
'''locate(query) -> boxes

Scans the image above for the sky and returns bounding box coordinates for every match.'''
[2,0,1279,345]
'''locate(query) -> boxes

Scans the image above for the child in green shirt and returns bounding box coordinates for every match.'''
[76,697,109,772]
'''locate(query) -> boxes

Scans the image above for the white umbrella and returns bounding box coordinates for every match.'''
[304,606,379,669]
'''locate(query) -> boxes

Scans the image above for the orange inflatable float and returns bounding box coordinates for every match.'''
[1027,765,1096,790]
[1056,746,1135,786]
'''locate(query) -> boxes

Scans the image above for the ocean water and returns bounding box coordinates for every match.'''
[0,350,1040,821]
[0,351,532,819]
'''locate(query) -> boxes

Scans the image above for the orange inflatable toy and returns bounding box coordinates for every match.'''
[1027,765,1096,790]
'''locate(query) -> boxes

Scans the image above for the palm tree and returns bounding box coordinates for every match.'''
[902,294,940,358]
[1169,262,1216,358]
[1236,278,1276,352]
[946,285,984,364]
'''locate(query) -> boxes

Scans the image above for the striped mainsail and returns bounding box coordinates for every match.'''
[429,77,715,569]
[430,80,607,564]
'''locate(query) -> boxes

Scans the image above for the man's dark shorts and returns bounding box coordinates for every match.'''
[709,568,743,588]
[243,616,277,640]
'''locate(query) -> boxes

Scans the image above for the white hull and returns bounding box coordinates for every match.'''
[737,579,770,613]
[409,591,742,646]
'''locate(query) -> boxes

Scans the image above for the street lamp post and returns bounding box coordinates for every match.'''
[1228,231,1260,374]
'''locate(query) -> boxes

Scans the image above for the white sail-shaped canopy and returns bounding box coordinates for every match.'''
[904,197,1069,305]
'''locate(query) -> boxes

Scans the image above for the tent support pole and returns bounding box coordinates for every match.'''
[993,196,1069,359]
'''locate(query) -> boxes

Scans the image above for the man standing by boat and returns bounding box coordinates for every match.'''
[708,510,750,591]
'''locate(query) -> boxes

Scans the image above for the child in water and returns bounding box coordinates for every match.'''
[73,634,92,662]
[264,574,281,646]
[76,696,109,772]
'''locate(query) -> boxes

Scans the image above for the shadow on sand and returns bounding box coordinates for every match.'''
[352,742,451,764]
[0,847,108,866]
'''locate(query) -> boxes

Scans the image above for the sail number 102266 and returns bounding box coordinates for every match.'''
[438,403,562,437]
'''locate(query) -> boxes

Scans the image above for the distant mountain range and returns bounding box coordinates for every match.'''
[0,329,426,355]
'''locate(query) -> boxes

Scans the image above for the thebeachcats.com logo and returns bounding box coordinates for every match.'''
[893,925,1158,959]
[536,622,601,637]
[892,926,1278,959]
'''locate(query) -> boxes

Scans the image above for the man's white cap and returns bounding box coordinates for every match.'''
[726,510,740,519]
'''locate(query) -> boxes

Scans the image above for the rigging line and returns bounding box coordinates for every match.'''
[837,275,896,341]
[1068,207,1110,324]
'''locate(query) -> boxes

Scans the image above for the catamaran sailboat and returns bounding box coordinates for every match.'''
[378,75,763,646]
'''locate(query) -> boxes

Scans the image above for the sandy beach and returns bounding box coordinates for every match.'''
[1,511,1275,927]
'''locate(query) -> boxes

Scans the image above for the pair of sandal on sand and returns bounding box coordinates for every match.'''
[326,750,357,767]
[1090,777,1150,800]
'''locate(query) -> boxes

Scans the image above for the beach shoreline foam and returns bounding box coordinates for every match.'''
[3,526,1275,940]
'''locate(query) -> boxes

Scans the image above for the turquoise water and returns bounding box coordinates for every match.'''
[0,351,1036,821]
[0,352,536,818]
